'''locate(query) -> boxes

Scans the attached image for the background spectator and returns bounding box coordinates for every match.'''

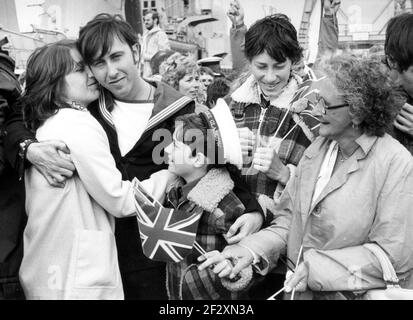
[141,10,171,78]
[160,52,207,110]
[206,78,230,108]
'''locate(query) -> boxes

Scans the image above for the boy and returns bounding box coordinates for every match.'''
[165,107,246,299]
[136,101,247,299]
[384,12,413,155]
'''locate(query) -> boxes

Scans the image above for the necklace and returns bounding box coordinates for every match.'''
[338,148,348,162]
[338,146,358,163]
[70,101,87,111]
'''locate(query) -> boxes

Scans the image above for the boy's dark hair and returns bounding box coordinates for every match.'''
[385,13,413,72]
[175,113,230,170]
[144,10,159,25]
[175,114,210,159]
[245,14,302,64]
[78,13,139,65]
[206,79,230,108]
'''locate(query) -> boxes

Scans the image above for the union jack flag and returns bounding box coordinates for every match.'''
[132,178,203,263]
[289,78,323,138]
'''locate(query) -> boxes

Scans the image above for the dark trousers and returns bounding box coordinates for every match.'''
[0,276,25,300]
[247,273,285,300]
[121,267,168,300]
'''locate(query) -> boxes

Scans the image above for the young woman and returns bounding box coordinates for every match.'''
[19,40,170,300]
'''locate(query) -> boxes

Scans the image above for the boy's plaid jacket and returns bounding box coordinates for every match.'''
[165,168,246,300]
[227,74,316,221]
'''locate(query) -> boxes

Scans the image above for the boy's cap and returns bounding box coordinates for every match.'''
[200,99,243,169]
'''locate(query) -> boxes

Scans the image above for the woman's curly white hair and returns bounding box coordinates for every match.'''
[315,54,405,137]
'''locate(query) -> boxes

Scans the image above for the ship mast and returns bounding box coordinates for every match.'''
[124,0,144,35]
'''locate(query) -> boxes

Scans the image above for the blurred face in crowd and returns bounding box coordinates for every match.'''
[62,49,99,107]
[249,50,292,99]
[89,35,141,101]
[200,73,214,88]
[178,71,201,100]
[310,78,356,142]
[144,13,156,31]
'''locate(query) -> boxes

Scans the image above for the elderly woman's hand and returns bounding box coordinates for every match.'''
[284,262,309,293]
[198,245,254,279]
[252,147,290,185]
[198,250,234,278]
[394,103,413,138]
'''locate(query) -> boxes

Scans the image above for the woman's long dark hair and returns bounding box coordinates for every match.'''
[21,39,78,131]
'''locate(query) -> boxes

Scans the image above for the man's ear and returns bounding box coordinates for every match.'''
[132,43,141,65]
[193,152,208,169]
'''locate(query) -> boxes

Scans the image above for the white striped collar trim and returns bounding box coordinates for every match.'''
[98,93,116,129]
[143,96,192,133]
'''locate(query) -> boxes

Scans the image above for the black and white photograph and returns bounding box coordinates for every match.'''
[1,0,413,311]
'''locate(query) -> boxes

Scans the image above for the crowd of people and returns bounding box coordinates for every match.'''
[0,0,413,300]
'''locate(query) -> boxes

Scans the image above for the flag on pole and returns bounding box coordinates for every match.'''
[132,178,203,263]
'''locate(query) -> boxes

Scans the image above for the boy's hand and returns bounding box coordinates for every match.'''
[394,103,413,137]
[225,212,263,244]
[224,245,254,279]
[252,147,290,185]
[238,127,255,162]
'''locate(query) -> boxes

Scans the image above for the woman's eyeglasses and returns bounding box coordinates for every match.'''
[313,93,349,115]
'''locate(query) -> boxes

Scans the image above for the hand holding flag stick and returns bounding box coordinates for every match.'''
[267,85,322,150]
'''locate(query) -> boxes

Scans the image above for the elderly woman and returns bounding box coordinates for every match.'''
[200,54,413,299]
[159,52,208,112]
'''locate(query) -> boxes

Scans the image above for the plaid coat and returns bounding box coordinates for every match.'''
[165,168,246,300]
[228,74,314,221]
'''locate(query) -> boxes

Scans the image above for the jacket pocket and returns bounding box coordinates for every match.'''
[73,229,119,289]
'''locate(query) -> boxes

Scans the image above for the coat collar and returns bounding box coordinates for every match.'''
[187,168,234,213]
[230,74,301,109]
[304,133,377,160]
